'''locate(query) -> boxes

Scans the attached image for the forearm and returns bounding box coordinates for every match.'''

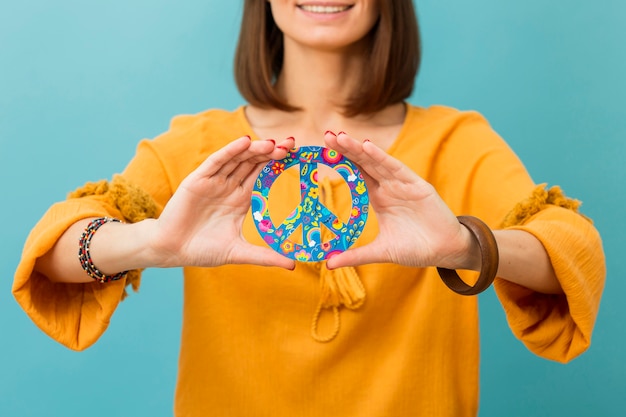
[492,229,562,294]
[35,218,160,284]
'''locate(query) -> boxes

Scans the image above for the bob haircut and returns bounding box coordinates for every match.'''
[234,0,421,117]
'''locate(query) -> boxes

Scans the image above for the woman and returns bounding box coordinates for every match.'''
[13,1,605,416]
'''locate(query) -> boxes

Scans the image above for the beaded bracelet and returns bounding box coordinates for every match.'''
[78,217,128,283]
[436,216,499,296]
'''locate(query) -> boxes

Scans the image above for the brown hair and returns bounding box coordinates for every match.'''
[234,0,421,116]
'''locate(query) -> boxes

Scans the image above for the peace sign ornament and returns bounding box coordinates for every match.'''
[252,146,369,262]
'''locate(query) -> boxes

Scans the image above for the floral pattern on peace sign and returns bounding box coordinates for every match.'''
[252,146,369,262]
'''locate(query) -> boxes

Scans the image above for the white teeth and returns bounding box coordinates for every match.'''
[299,4,351,14]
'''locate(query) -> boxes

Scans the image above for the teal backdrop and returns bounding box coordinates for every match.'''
[1,1,624,415]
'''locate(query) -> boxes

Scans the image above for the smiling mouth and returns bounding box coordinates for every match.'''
[297,4,354,14]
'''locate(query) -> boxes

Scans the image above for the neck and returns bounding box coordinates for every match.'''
[244,37,406,149]
[275,38,367,117]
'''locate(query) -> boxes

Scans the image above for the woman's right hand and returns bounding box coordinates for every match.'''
[149,135,296,270]
[37,136,295,284]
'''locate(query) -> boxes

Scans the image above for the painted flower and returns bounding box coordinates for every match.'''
[262,175,274,188]
[350,207,360,218]
[321,241,332,251]
[271,161,285,175]
[259,219,273,232]
[307,187,319,199]
[281,240,295,254]
[294,250,311,262]
[322,148,342,164]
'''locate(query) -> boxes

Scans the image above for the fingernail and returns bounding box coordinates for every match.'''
[265,139,275,144]
[363,139,371,143]
[325,130,336,136]
[325,253,339,270]
[276,145,289,151]
[337,131,347,136]
[244,135,251,140]
[288,264,296,271]
[286,136,295,141]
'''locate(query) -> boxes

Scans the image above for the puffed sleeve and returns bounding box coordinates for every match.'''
[12,108,243,350]
[425,107,606,363]
[494,186,606,363]
[12,152,164,351]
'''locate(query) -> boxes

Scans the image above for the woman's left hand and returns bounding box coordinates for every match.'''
[323,131,479,270]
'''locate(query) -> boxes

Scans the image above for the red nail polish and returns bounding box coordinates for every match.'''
[276,145,289,151]
[338,131,346,136]
[363,139,371,143]
[325,130,336,136]
[286,136,295,141]
[244,135,251,140]
[325,253,339,270]
[266,139,275,144]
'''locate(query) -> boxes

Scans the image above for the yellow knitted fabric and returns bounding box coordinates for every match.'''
[68,174,160,298]
[500,184,591,228]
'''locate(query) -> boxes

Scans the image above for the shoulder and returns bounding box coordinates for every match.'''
[404,104,492,132]
[127,106,251,184]
[395,102,527,183]
[401,103,510,152]
[146,106,251,156]
[164,107,249,142]
[168,107,246,132]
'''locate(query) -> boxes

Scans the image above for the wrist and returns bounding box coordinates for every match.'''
[457,221,483,271]
[88,218,162,274]
[437,216,499,296]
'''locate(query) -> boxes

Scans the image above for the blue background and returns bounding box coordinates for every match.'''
[1,1,624,415]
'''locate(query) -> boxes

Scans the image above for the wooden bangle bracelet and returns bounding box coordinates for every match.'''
[436,216,499,296]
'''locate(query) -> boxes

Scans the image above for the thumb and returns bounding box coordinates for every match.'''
[325,242,387,269]
[230,243,296,270]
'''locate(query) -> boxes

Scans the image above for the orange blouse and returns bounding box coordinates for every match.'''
[13,105,605,416]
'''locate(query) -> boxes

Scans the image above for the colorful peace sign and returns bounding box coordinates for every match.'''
[252,146,369,262]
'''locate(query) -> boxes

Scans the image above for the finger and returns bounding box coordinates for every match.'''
[323,132,389,181]
[271,136,296,159]
[336,133,423,186]
[231,136,295,172]
[325,241,389,269]
[220,136,296,180]
[216,139,278,178]
[336,134,402,181]
[191,136,254,178]
[236,161,267,192]
[228,242,296,270]
[323,130,352,154]
[359,139,410,180]
[228,137,295,186]
[321,131,376,184]
[323,130,338,145]
[194,137,279,182]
